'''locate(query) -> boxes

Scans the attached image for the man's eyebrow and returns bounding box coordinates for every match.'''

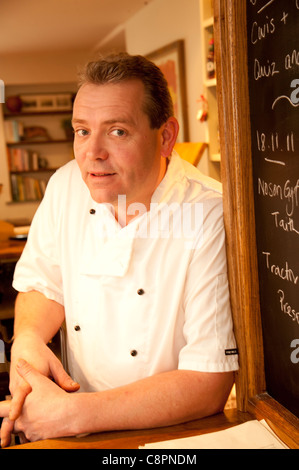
[101,117,137,128]
[72,117,136,126]
[71,118,87,126]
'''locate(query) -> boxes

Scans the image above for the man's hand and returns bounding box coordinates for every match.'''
[0,333,79,447]
[1,359,76,446]
[9,333,79,421]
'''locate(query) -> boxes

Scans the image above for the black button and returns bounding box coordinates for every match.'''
[74,325,81,331]
[130,349,138,357]
[89,209,96,214]
[137,289,145,295]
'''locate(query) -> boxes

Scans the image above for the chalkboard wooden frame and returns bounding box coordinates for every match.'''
[213,0,299,448]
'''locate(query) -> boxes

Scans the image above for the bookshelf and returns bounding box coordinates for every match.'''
[1,87,75,204]
[199,0,220,162]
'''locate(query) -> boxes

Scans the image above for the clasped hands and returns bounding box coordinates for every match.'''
[0,338,79,447]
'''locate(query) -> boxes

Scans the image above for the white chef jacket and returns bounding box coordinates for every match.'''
[13,151,238,392]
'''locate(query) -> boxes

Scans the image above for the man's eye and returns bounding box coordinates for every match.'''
[111,129,126,137]
[76,129,88,137]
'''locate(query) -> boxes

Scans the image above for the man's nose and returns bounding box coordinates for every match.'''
[86,134,109,160]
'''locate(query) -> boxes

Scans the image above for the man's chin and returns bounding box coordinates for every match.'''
[90,192,117,206]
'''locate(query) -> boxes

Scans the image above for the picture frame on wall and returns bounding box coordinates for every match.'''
[18,93,73,113]
[146,40,189,143]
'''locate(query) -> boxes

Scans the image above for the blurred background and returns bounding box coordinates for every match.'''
[0,0,220,222]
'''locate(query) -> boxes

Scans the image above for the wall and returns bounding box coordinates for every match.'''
[123,0,214,178]
[0,49,90,85]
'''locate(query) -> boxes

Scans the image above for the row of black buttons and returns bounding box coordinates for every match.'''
[73,327,138,355]
[73,325,138,357]
[85,208,143,358]
[73,288,144,330]
[73,286,144,355]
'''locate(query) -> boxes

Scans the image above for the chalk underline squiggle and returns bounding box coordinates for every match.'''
[272,95,299,109]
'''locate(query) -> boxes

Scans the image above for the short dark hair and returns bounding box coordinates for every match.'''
[78,53,174,129]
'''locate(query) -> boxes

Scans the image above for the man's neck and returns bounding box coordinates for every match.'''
[115,157,169,227]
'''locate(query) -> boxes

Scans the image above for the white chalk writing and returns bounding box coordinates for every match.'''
[271,211,299,235]
[254,58,279,81]
[263,252,299,285]
[278,289,299,324]
[258,178,299,216]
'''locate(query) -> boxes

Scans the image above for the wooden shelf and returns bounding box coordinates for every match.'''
[1,87,75,204]
[7,139,73,147]
[203,16,214,28]
[210,152,221,162]
[6,200,41,206]
[205,77,217,87]
[4,109,72,118]
[10,168,58,174]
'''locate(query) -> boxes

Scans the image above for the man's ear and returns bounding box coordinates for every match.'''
[160,117,180,158]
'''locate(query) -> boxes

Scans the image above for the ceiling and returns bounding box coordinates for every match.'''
[0,0,153,55]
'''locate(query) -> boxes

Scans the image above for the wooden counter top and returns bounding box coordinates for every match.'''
[10,408,254,449]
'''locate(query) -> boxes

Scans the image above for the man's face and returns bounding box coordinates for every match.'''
[72,80,168,217]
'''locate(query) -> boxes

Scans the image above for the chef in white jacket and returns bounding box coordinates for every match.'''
[0,53,238,446]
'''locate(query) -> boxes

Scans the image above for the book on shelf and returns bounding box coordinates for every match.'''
[10,173,48,202]
[7,147,39,171]
[4,119,24,143]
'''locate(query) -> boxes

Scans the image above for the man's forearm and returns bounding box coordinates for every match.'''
[66,370,234,437]
[13,291,65,343]
[2,359,233,443]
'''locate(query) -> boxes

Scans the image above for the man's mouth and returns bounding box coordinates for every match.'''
[90,172,116,177]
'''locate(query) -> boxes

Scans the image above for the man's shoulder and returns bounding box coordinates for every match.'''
[45,159,88,204]
[170,155,223,209]
[53,159,80,179]
[179,157,223,196]
[47,159,82,190]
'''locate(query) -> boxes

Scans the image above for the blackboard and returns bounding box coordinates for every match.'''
[246,0,299,418]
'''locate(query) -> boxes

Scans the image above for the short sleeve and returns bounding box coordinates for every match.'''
[13,173,64,305]
[178,197,238,372]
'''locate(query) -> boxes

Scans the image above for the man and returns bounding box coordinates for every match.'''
[0,53,238,446]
